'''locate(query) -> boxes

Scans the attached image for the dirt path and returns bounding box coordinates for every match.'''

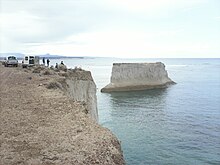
[0,63,125,165]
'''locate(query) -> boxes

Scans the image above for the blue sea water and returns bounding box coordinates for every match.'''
[50,58,220,165]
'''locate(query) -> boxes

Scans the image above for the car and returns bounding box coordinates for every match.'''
[5,56,18,67]
[22,55,40,68]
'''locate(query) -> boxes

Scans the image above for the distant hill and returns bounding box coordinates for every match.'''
[39,54,65,59]
[0,53,85,60]
[38,53,84,59]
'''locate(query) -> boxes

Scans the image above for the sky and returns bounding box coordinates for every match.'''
[0,0,220,58]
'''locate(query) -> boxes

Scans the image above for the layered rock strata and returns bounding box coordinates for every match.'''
[101,62,175,92]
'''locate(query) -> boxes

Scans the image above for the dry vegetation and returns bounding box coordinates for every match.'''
[0,63,125,165]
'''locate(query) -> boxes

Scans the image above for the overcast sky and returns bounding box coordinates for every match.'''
[0,0,220,58]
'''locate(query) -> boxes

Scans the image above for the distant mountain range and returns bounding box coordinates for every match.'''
[0,53,85,60]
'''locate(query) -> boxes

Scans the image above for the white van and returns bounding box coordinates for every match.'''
[22,55,40,68]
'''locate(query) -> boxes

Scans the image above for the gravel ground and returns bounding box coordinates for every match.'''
[0,63,125,165]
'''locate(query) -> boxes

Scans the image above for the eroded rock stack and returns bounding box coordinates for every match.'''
[101,62,175,92]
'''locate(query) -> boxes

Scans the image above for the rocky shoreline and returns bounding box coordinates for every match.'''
[0,63,125,165]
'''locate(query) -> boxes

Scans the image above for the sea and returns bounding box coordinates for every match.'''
[50,58,220,165]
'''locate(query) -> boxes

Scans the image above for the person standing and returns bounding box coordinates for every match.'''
[55,63,58,69]
[42,57,45,65]
[47,59,50,67]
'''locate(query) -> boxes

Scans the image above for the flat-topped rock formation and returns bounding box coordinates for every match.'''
[0,63,125,165]
[101,62,175,92]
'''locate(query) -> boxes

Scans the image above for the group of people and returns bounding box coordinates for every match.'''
[42,57,65,69]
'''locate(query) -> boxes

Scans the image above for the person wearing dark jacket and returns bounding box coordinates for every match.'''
[47,59,50,67]
[42,57,45,65]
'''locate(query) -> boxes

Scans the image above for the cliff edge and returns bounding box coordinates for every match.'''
[101,62,175,92]
[0,63,125,165]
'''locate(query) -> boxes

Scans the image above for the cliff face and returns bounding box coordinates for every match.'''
[65,71,98,122]
[0,64,125,165]
[101,62,175,92]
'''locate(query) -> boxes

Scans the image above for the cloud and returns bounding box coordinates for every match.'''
[0,0,219,58]
[25,28,217,58]
[0,12,47,42]
[0,0,112,45]
[104,0,207,14]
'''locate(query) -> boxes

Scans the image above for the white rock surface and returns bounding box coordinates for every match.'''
[65,71,98,122]
[101,62,175,92]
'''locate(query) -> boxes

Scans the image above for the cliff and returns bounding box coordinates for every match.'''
[101,62,175,92]
[64,70,98,122]
[0,63,125,165]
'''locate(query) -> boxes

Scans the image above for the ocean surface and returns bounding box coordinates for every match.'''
[50,58,220,165]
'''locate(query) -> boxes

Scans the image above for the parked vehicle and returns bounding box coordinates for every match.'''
[22,55,40,68]
[4,56,18,67]
[1,58,7,65]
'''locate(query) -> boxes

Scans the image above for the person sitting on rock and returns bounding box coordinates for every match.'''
[55,63,58,69]
[58,61,67,71]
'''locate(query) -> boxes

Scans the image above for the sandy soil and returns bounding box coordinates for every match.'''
[0,63,125,165]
